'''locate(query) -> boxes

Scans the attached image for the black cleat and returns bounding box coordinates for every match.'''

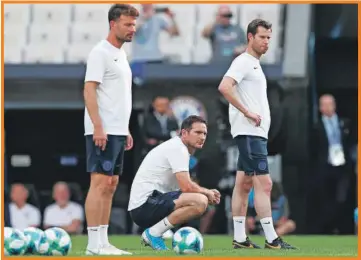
[233,237,261,249]
[265,237,298,249]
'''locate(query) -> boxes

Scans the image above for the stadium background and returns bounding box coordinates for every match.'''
[4,3,358,236]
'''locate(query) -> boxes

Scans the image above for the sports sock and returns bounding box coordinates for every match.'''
[99,225,109,246]
[149,217,174,237]
[87,226,100,249]
[233,216,247,242]
[260,217,278,243]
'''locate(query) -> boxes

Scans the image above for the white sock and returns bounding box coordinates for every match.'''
[260,217,278,243]
[233,216,247,242]
[87,226,100,249]
[99,225,109,246]
[149,217,174,237]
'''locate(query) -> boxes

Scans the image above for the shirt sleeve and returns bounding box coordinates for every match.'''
[84,49,106,84]
[167,147,190,174]
[28,206,41,227]
[72,203,84,222]
[159,15,171,30]
[224,55,250,84]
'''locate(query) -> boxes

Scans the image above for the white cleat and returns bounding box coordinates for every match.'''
[101,244,133,255]
[85,248,100,255]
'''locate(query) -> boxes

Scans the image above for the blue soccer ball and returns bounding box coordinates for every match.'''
[172,227,204,254]
[4,227,28,256]
[44,227,72,256]
[23,227,45,255]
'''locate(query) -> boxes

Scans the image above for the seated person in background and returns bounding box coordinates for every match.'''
[43,182,84,234]
[246,183,296,236]
[9,183,41,230]
[143,96,179,152]
[202,5,247,63]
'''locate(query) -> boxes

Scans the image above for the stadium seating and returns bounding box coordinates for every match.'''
[4,4,283,64]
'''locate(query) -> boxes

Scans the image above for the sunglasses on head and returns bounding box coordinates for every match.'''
[221,13,233,18]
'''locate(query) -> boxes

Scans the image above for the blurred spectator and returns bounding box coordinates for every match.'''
[9,183,41,230]
[311,94,353,234]
[132,4,180,63]
[202,5,247,63]
[43,182,84,234]
[142,96,179,152]
[246,183,296,236]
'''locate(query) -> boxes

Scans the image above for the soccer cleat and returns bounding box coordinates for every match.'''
[141,228,169,251]
[102,244,133,255]
[85,248,100,255]
[233,237,261,249]
[265,237,298,249]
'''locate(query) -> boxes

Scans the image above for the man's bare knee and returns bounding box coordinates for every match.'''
[90,173,114,196]
[287,220,296,232]
[194,194,208,215]
[254,175,272,196]
[235,173,253,194]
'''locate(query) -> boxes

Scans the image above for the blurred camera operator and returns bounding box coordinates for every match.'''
[132,4,180,63]
[202,5,247,63]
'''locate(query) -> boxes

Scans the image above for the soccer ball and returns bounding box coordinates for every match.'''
[23,227,46,255]
[4,227,28,256]
[172,227,204,254]
[44,227,72,256]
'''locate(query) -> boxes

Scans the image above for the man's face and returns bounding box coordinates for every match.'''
[249,26,271,55]
[11,184,28,205]
[153,97,170,115]
[217,6,232,26]
[111,15,137,43]
[319,95,336,117]
[53,185,70,206]
[182,122,207,149]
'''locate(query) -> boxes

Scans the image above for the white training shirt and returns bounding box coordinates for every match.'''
[43,202,84,230]
[84,40,132,136]
[224,52,271,139]
[128,137,190,211]
[9,203,41,230]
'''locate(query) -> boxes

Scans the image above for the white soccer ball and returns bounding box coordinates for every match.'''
[23,227,47,255]
[4,227,28,256]
[44,227,72,256]
[172,227,204,255]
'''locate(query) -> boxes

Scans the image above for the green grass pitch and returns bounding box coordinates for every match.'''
[67,235,358,257]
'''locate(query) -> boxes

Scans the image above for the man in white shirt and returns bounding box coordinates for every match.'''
[128,116,221,251]
[9,183,41,230]
[83,4,139,256]
[218,19,296,249]
[43,182,84,234]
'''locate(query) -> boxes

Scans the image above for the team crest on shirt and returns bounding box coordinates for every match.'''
[170,96,207,126]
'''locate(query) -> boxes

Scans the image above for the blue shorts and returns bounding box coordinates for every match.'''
[129,190,182,228]
[235,135,269,175]
[85,135,126,176]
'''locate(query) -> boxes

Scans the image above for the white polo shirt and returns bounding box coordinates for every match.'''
[128,137,190,211]
[43,202,84,229]
[84,40,132,136]
[9,203,41,230]
[224,52,271,139]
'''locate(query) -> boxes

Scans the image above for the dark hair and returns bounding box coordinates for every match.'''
[108,4,139,23]
[246,18,272,42]
[180,116,207,132]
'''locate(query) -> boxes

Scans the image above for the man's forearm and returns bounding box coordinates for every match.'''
[219,86,248,115]
[183,181,210,196]
[84,87,102,127]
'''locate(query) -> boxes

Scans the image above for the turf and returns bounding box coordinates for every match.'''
[67,235,358,257]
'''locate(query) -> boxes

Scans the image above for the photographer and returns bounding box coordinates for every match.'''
[132,4,180,63]
[202,5,246,63]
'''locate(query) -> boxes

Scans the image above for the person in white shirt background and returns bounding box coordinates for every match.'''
[43,182,84,234]
[218,18,296,249]
[9,183,41,230]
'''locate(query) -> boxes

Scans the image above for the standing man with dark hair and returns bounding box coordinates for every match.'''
[128,116,221,251]
[83,4,139,256]
[218,19,296,249]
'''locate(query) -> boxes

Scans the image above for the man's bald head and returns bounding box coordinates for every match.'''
[319,94,336,117]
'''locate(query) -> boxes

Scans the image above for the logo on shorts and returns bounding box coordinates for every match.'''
[102,160,113,172]
[170,96,207,127]
[258,160,267,171]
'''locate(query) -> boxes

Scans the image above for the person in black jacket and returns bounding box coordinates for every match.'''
[142,96,179,152]
[309,94,355,234]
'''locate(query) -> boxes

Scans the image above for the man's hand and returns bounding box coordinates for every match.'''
[93,125,107,151]
[125,133,134,151]
[244,111,261,127]
[210,189,221,204]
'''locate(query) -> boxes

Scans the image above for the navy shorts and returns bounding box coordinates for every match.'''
[235,135,269,175]
[130,190,182,228]
[85,135,126,176]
